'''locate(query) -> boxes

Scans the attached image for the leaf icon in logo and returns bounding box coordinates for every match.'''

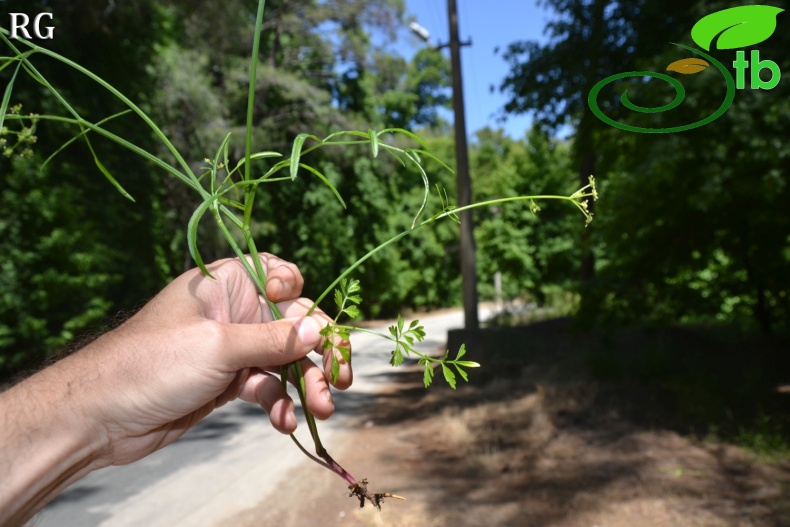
[691,5,784,51]
[666,57,710,74]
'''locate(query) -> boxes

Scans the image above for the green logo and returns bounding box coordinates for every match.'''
[588,5,784,133]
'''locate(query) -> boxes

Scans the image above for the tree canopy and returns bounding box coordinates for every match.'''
[499,0,789,335]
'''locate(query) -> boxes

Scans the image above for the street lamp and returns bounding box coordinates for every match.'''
[408,21,431,43]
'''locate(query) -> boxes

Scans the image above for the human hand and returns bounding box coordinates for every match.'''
[69,253,352,466]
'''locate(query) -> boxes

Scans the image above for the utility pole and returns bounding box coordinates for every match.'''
[446,0,479,329]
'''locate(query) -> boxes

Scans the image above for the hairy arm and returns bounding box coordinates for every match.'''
[0,351,110,526]
[0,253,351,526]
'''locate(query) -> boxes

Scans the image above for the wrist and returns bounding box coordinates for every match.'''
[0,354,110,526]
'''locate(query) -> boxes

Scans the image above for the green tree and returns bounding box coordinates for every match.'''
[473,126,580,305]
[1,0,457,379]
[499,0,697,290]
[1,0,172,377]
[500,0,789,336]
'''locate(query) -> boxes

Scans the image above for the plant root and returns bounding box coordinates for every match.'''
[347,479,406,510]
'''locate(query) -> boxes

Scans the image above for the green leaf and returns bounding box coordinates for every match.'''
[454,360,481,368]
[336,346,351,362]
[234,151,282,173]
[423,363,435,387]
[456,344,466,360]
[331,355,340,384]
[441,364,457,389]
[379,127,429,149]
[0,60,22,137]
[411,148,455,174]
[455,365,469,382]
[347,294,362,304]
[334,289,343,310]
[76,124,135,202]
[290,133,318,180]
[10,38,202,191]
[187,197,218,279]
[369,128,379,158]
[390,347,404,367]
[298,163,346,209]
[344,305,360,319]
[41,110,133,170]
[691,5,784,51]
[397,314,404,332]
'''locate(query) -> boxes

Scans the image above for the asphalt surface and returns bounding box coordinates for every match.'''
[29,309,470,527]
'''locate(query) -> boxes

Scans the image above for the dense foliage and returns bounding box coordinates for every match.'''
[500,0,789,335]
[3,0,786,380]
[0,0,549,377]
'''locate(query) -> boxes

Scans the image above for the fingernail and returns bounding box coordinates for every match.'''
[325,389,334,406]
[294,317,321,347]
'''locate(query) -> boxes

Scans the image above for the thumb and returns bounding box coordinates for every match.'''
[217,315,324,371]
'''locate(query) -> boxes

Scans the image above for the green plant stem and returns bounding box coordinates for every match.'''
[4,12,597,491]
[289,361,325,455]
[234,0,345,485]
[244,227,282,318]
[244,0,266,186]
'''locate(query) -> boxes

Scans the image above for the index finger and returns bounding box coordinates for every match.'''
[260,253,304,302]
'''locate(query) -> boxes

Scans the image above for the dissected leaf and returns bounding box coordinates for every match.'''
[442,364,457,389]
[456,344,467,360]
[666,57,710,74]
[423,362,434,387]
[347,279,361,294]
[391,347,404,367]
[691,5,784,51]
[331,355,340,384]
[336,345,351,362]
[455,365,469,382]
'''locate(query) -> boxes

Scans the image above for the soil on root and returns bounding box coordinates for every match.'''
[347,479,405,510]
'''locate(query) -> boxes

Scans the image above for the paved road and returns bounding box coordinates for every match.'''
[30,309,479,527]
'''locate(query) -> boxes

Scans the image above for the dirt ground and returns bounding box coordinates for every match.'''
[226,319,790,527]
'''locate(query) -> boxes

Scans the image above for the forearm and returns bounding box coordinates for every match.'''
[0,355,109,526]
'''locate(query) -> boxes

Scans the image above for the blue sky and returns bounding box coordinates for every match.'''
[397,0,555,140]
